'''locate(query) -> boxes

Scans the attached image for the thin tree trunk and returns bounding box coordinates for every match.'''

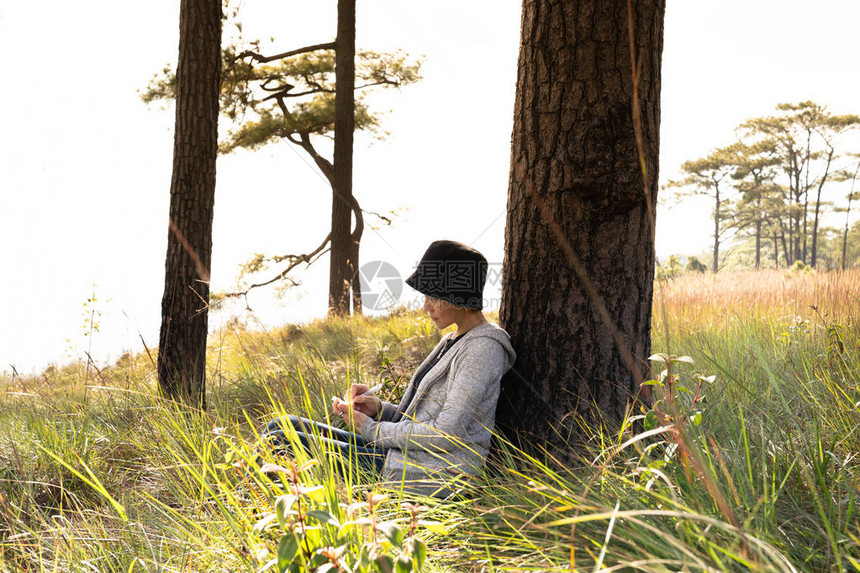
[498,0,665,446]
[810,147,834,267]
[755,219,761,270]
[157,0,221,408]
[842,165,859,270]
[842,200,852,270]
[712,182,721,273]
[802,136,811,264]
[773,235,779,268]
[328,0,356,316]
[790,161,802,263]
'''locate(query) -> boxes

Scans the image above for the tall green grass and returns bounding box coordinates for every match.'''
[0,272,857,571]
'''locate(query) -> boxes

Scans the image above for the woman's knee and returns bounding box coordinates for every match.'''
[265,415,308,435]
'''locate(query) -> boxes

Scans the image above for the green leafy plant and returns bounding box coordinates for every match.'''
[254,459,428,573]
[642,353,714,432]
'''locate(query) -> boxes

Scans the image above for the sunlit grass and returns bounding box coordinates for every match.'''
[0,272,857,571]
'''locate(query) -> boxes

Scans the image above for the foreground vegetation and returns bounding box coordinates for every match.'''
[1,270,858,571]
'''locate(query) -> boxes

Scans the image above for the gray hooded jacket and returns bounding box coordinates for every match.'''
[359,322,516,496]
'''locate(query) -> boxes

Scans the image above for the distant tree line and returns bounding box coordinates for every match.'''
[667,102,860,272]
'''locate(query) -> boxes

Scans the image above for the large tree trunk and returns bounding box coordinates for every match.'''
[328,0,357,316]
[498,0,664,446]
[157,0,221,408]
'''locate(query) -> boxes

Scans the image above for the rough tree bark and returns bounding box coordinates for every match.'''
[157,0,221,408]
[329,0,357,316]
[497,0,665,446]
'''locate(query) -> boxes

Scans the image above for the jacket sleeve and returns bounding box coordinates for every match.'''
[377,400,400,422]
[359,337,506,453]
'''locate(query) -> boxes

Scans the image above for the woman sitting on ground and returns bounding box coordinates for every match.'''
[262,240,516,497]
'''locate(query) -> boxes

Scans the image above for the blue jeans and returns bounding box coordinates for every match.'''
[262,415,387,478]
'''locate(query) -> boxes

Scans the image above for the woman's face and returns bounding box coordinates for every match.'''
[423,295,459,330]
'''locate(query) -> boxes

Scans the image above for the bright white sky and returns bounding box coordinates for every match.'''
[1,0,858,373]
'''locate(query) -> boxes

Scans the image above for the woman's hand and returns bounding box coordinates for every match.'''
[343,383,380,418]
[331,397,370,432]
[332,383,379,431]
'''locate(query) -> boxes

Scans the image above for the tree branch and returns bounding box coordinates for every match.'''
[259,78,294,92]
[223,233,333,299]
[362,209,393,226]
[261,84,295,103]
[354,80,402,90]
[237,42,335,64]
[264,87,334,98]
[295,130,334,183]
[349,195,364,243]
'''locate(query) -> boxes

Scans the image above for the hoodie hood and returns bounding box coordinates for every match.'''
[443,322,516,371]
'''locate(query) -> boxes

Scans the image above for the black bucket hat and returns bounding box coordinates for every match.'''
[405,240,488,310]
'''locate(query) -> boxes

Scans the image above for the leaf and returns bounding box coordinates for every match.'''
[304,527,323,548]
[691,411,703,426]
[276,494,298,512]
[675,385,694,395]
[696,374,717,384]
[254,512,278,534]
[641,380,663,387]
[260,462,293,475]
[299,484,327,501]
[377,521,403,546]
[367,493,389,508]
[644,411,659,431]
[375,554,395,573]
[346,501,369,516]
[306,509,340,527]
[277,535,299,572]
[417,520,447,534]
[275,495,298,529]
[647,459,666,470]
[674,355,695,364]
[359,542,373,568]
[338,517,373,537]
[298,459,320,473]
[648,353,670,363]
[408,538,427,569]
[400,502,429,514]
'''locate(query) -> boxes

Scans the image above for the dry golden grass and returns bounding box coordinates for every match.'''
[652,268,860,334]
